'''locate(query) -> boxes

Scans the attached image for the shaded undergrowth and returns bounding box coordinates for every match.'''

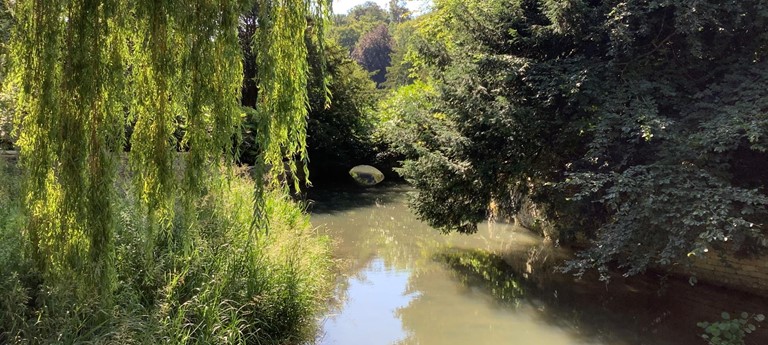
[0,160,333,344]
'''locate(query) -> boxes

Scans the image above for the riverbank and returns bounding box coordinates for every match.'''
[513,195,768,296]
[0,159,334,344]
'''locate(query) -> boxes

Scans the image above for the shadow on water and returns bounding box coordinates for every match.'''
[306,182,408,215]
[433,248,768,345]
[313,186,768,345]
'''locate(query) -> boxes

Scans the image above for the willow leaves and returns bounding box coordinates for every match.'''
[6,0,329,295]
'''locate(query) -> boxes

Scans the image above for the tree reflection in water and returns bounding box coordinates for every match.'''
[312,187,768,345]
[436,249,526,306]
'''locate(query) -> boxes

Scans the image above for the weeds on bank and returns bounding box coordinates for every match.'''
[698,312,765,345]
[0,161,333,344]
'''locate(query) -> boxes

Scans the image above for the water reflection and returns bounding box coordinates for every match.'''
[311,187,768,345]
[431,249,645,345]
[320,258,417,345]
[435,249,526,306]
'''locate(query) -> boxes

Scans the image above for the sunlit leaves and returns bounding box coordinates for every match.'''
[8,0,128,293]
[7,0,330,295]
[254,0,331,193]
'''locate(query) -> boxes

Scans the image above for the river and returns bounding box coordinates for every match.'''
[309,185,768,345]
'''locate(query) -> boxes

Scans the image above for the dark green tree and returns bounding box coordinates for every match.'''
[306,39,378,182]
[385,0,768,278]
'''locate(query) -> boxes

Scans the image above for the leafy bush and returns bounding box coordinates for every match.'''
[697,312,765,345]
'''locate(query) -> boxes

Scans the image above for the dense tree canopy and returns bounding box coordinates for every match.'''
[331,1,412,88]
[384,18,424,88]
[384,0,768,278]
[388,0,410,24]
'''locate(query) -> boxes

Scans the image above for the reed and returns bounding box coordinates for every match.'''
[0,163,333,344]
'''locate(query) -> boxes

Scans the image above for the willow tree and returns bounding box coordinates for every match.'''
[7,0,329,296]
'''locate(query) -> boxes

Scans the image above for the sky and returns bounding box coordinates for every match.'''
[332,0,431,15]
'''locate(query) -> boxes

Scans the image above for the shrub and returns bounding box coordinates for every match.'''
[697,312,765,345]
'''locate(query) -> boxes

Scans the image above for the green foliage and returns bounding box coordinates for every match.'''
[382,0,768,277]
[348,1,389,23]
[8,0,129,296]
[331,1,389,52]
[306,39,379,181]
[697,312,765,345]
[376,80,493,231]
[351,23,393,86]
[0,160,28,344]
[0,167,333,344]
[387,0,410,24]
[6,0,331,298]
[2,0,334,342]
[0,90,13,150]
[135,170,332,344]
[375,80,440,162]
[0,2,12,150]
[383,19,420,88]
[253,0,332,193]
[330,1,412,88]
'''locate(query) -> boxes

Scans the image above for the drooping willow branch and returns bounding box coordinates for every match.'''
[6,0,330,295]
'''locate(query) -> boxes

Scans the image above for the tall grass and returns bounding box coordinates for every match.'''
[0,161,333,344]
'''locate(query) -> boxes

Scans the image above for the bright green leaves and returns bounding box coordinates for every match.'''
[8,0,128,293]
[129,0,248,239]
[7,0,331,296]
[376,81,439,158]
[7,0,60,274]
[254,0,330,193]
[177,1,244,219]
[130,0,185,226]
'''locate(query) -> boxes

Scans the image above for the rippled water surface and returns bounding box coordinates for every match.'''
[310,185,768,345]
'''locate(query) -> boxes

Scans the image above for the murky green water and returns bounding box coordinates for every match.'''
[310,186,768,345]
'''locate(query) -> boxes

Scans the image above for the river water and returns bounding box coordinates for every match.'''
[309,186,768,345]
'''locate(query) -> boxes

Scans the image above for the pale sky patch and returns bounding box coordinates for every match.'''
[332,0,431,15]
